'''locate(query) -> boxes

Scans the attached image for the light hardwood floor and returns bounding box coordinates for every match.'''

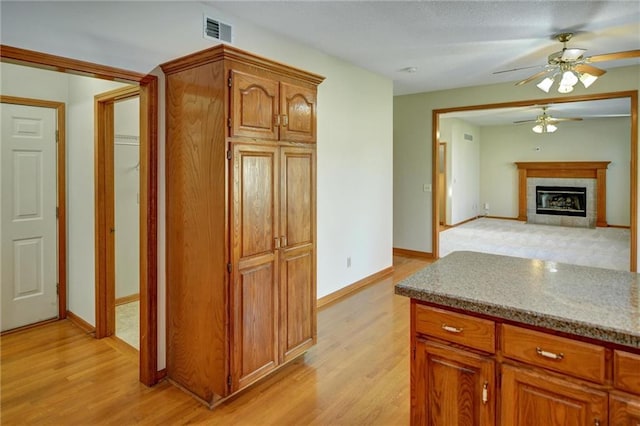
[1,255,430,425]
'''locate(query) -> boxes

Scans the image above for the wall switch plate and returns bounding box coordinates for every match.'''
[423,184,432,192]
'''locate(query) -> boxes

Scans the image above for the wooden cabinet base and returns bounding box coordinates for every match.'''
[409,300,640,426]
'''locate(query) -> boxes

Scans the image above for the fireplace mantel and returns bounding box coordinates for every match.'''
[515,161,610,226]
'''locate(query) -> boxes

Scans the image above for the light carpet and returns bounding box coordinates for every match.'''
[439,218,630,271]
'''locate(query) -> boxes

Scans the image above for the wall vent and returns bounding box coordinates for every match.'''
[464,133,473,141]
[204,16,232,43]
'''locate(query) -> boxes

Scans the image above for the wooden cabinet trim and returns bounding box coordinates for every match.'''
[161,44,325,85]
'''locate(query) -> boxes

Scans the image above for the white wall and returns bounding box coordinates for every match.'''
[394,65,640,255]
[480,117,630,226]
[114,98,140,298]
[440,118,481,225]
[1,62,129,325]
[64,75,130,324]
[1,2,394,370]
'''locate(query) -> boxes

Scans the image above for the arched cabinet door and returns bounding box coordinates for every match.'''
[280,82,316,143]
[230,70,280,140]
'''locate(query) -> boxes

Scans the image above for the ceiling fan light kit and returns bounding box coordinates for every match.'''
[513,106,583,134]
[532,122,557,134]
[498,32,640,94]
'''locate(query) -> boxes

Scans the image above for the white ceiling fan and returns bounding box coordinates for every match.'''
[513,106,583,133]
[495,33,640,94]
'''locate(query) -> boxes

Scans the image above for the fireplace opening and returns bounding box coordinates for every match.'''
[536,186,587,217]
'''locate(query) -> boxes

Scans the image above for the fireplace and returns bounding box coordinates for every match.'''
[536,186,587,217]
[515,162,610,228]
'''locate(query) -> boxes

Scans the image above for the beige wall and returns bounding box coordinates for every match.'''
[480,117,630,226]
[394,65,639,257]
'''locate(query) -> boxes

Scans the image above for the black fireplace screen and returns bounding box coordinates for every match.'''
[536,186,587,217]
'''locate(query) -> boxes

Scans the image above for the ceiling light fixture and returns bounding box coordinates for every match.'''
[513,106,582,134]
[495,33,640,94]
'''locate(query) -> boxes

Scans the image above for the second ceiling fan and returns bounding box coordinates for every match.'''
[514,106,582,133]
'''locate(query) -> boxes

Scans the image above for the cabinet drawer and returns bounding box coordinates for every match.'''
[614,350,640,395]
[502,324,606,383]
[414,304,495,353]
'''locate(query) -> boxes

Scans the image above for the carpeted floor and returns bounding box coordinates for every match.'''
[439,217,630,271]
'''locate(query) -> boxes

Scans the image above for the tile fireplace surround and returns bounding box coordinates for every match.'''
[527,178,595,227]
[515,161,610,228]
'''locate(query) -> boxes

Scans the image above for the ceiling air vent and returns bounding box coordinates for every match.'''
[204,16,232,43]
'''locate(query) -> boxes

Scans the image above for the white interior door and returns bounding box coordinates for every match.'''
[1,103,58,332]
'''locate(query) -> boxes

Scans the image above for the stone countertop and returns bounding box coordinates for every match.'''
[394,251,640,349]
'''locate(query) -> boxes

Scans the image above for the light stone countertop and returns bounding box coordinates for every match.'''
[394,251,640,349]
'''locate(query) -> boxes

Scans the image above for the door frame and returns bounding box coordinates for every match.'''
[94,86,140,338]
[432,90,638,272]
[0,95,67,324]
[438,141,447,228]
[0,45,159,386]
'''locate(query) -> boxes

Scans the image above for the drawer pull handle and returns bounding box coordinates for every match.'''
[442,324,463,334]
[482,381,489,404]
[536,347,564,360]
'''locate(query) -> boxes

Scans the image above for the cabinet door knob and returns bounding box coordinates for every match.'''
[441,324,463,334]
[274,237,280,249]
[275,115,281,126]
[536,347,564,360]
[482,381,489,404]
[281,236,287,247]
[282,115,289,127]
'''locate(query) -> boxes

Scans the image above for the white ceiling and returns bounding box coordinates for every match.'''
[212,1,638,126]
[212,1,640,96]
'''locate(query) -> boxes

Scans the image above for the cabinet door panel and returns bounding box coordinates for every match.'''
[231,143,280,390]
[231,70,279,140]
[281,147,315,247]
[501,364,607,426]
[414,339,495,426]
[233,261,278,390]
[280,82,316,143]
[610,391,640,426]
[281,247,314,361]
[279,147,316,362]
[234,145,278,258]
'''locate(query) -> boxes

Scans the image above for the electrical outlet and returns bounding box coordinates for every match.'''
[347,257,351,268]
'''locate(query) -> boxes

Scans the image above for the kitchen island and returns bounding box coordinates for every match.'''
[395,251,640,425]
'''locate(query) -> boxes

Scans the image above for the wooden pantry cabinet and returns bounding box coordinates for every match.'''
[161,45,323,406]
[410,301,640,426]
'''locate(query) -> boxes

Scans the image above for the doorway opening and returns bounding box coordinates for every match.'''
[1,45,158,385]
[95,86,140,350]
[432,91,638,272]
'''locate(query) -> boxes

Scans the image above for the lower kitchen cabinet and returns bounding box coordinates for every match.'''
[501,364,608,426]
[409,300,640,426]
[413,339,495,426]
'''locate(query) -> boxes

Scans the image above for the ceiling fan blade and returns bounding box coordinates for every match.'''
[513,119,537,124]
[515,69,553,86]
[493,64,544,75]
[561,48,586,61]
[574,64,606,76]
[587,49,640,63]
[548,117,583,123]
